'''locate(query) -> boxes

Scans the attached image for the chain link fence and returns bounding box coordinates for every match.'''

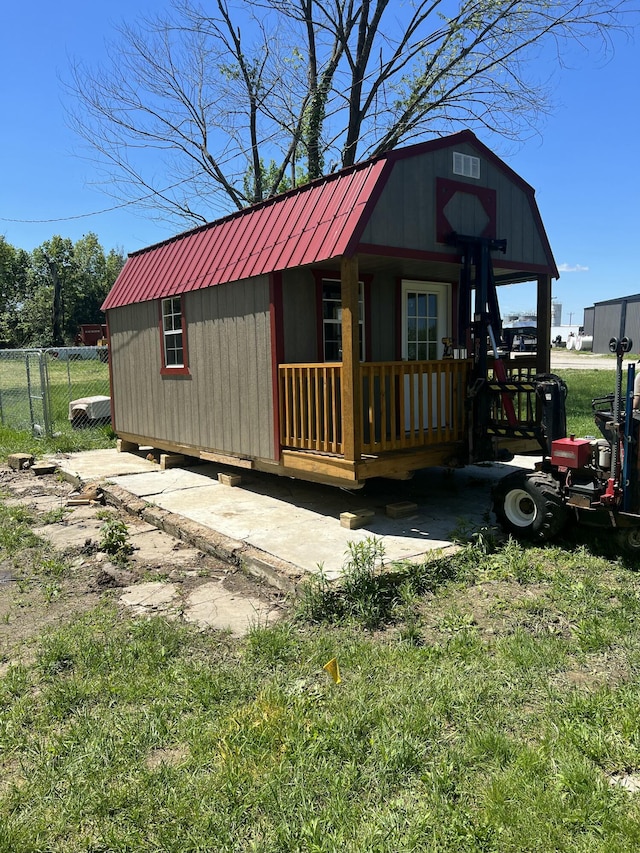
[0,348,110,437]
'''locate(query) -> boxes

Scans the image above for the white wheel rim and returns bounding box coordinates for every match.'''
[503,487,537,528]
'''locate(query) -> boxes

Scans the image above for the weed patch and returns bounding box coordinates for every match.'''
[0,501,39,555]
[98,515,134,564]
[297,537,465,628]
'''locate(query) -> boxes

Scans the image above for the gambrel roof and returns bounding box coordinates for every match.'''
[103,130,557,311]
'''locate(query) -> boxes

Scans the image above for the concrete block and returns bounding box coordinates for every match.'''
[7,453,34,471]
[385,501,418,519]
[160,453,185,471]
[141,505,171,530]
[340,508,375,530]
[218,472,242,487]
[162,513,184,540]
[102,484,147,516]
[117,439,139,453]
[31,462,57,477]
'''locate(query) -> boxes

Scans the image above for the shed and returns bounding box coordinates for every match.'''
[103,130,558,487]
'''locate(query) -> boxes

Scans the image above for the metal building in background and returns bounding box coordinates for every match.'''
[584,294,640,353]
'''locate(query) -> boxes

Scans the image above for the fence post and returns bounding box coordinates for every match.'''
[39,351,53,437]
[25,354,36,432]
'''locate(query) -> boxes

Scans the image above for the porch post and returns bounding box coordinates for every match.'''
[536,274,552,374]
[341,255,362,462]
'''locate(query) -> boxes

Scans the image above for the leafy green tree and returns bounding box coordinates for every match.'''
[3,234,124,348]
[68,0,635,224]
[66,234,124,342]
[0,238,31,348]
[26,236,75,347]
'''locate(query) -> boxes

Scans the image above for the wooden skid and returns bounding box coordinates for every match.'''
[117,431,462,488]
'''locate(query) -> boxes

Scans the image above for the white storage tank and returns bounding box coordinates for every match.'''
[575,335,593,352]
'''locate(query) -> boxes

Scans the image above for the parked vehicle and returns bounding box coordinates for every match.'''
[492,337,640,553]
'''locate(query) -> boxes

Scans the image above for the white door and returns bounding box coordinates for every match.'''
[401,281,451,430]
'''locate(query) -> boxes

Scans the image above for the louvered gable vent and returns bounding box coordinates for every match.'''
[453,151,480,179]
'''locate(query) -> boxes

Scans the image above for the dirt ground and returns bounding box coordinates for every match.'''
[0,465,286,668]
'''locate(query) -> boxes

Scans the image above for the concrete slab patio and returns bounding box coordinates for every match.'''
[48,448,536,586]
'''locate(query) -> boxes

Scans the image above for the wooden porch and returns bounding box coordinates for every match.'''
[277,354,542,483]
[278,358,471,481]
[272,257,549,486]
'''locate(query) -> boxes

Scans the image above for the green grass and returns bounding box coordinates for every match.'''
[3,513,640,850]
[558,369,622,438]
[0,422,115,460]
[2,369,640,851]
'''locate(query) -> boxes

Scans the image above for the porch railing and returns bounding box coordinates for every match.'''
[279,360,471,456]
[279,364,343,454]
[360,360,470,453]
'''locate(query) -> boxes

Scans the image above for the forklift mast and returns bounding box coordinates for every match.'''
[450,232,507,379]
[448,232,566,463]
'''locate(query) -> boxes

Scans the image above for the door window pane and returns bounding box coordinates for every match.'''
[405,288,440,361]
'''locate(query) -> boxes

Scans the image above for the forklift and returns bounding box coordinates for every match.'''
[452,233,640,554]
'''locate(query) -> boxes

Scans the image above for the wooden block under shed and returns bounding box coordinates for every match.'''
[385,501,418,519]
[160,453,185,471]
[340,508,375,530]
[218,472,242,487]
[117,439,139,453]
[7,453,34,471]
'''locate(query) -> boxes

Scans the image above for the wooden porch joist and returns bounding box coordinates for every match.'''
[280,442,466,485]
[280,449,360,480]
[354,443,466,479]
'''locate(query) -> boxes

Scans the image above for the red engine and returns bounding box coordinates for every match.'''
[550,436,592,469]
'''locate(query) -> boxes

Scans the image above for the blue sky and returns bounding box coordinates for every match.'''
[1,1,638,327]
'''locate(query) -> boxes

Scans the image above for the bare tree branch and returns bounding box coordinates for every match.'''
[66,0,637,225]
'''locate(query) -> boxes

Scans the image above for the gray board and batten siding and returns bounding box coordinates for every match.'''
[281,267,397,364]
[109,276,275,460]
[360,141,550,270]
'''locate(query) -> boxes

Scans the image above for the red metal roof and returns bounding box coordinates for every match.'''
[103,130,558,311]
[102,157,389,310]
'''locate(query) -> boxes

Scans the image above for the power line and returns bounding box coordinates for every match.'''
[0,177,196,225]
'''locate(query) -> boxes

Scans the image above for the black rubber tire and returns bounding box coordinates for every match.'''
[616,527,640,556]
[493,470,567,542]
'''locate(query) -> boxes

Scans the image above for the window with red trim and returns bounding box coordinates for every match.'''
[160,296,189,374]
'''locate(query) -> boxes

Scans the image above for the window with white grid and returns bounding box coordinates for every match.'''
[322,279,365,361]
[453,152,480,179]
[161,297,185,368]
